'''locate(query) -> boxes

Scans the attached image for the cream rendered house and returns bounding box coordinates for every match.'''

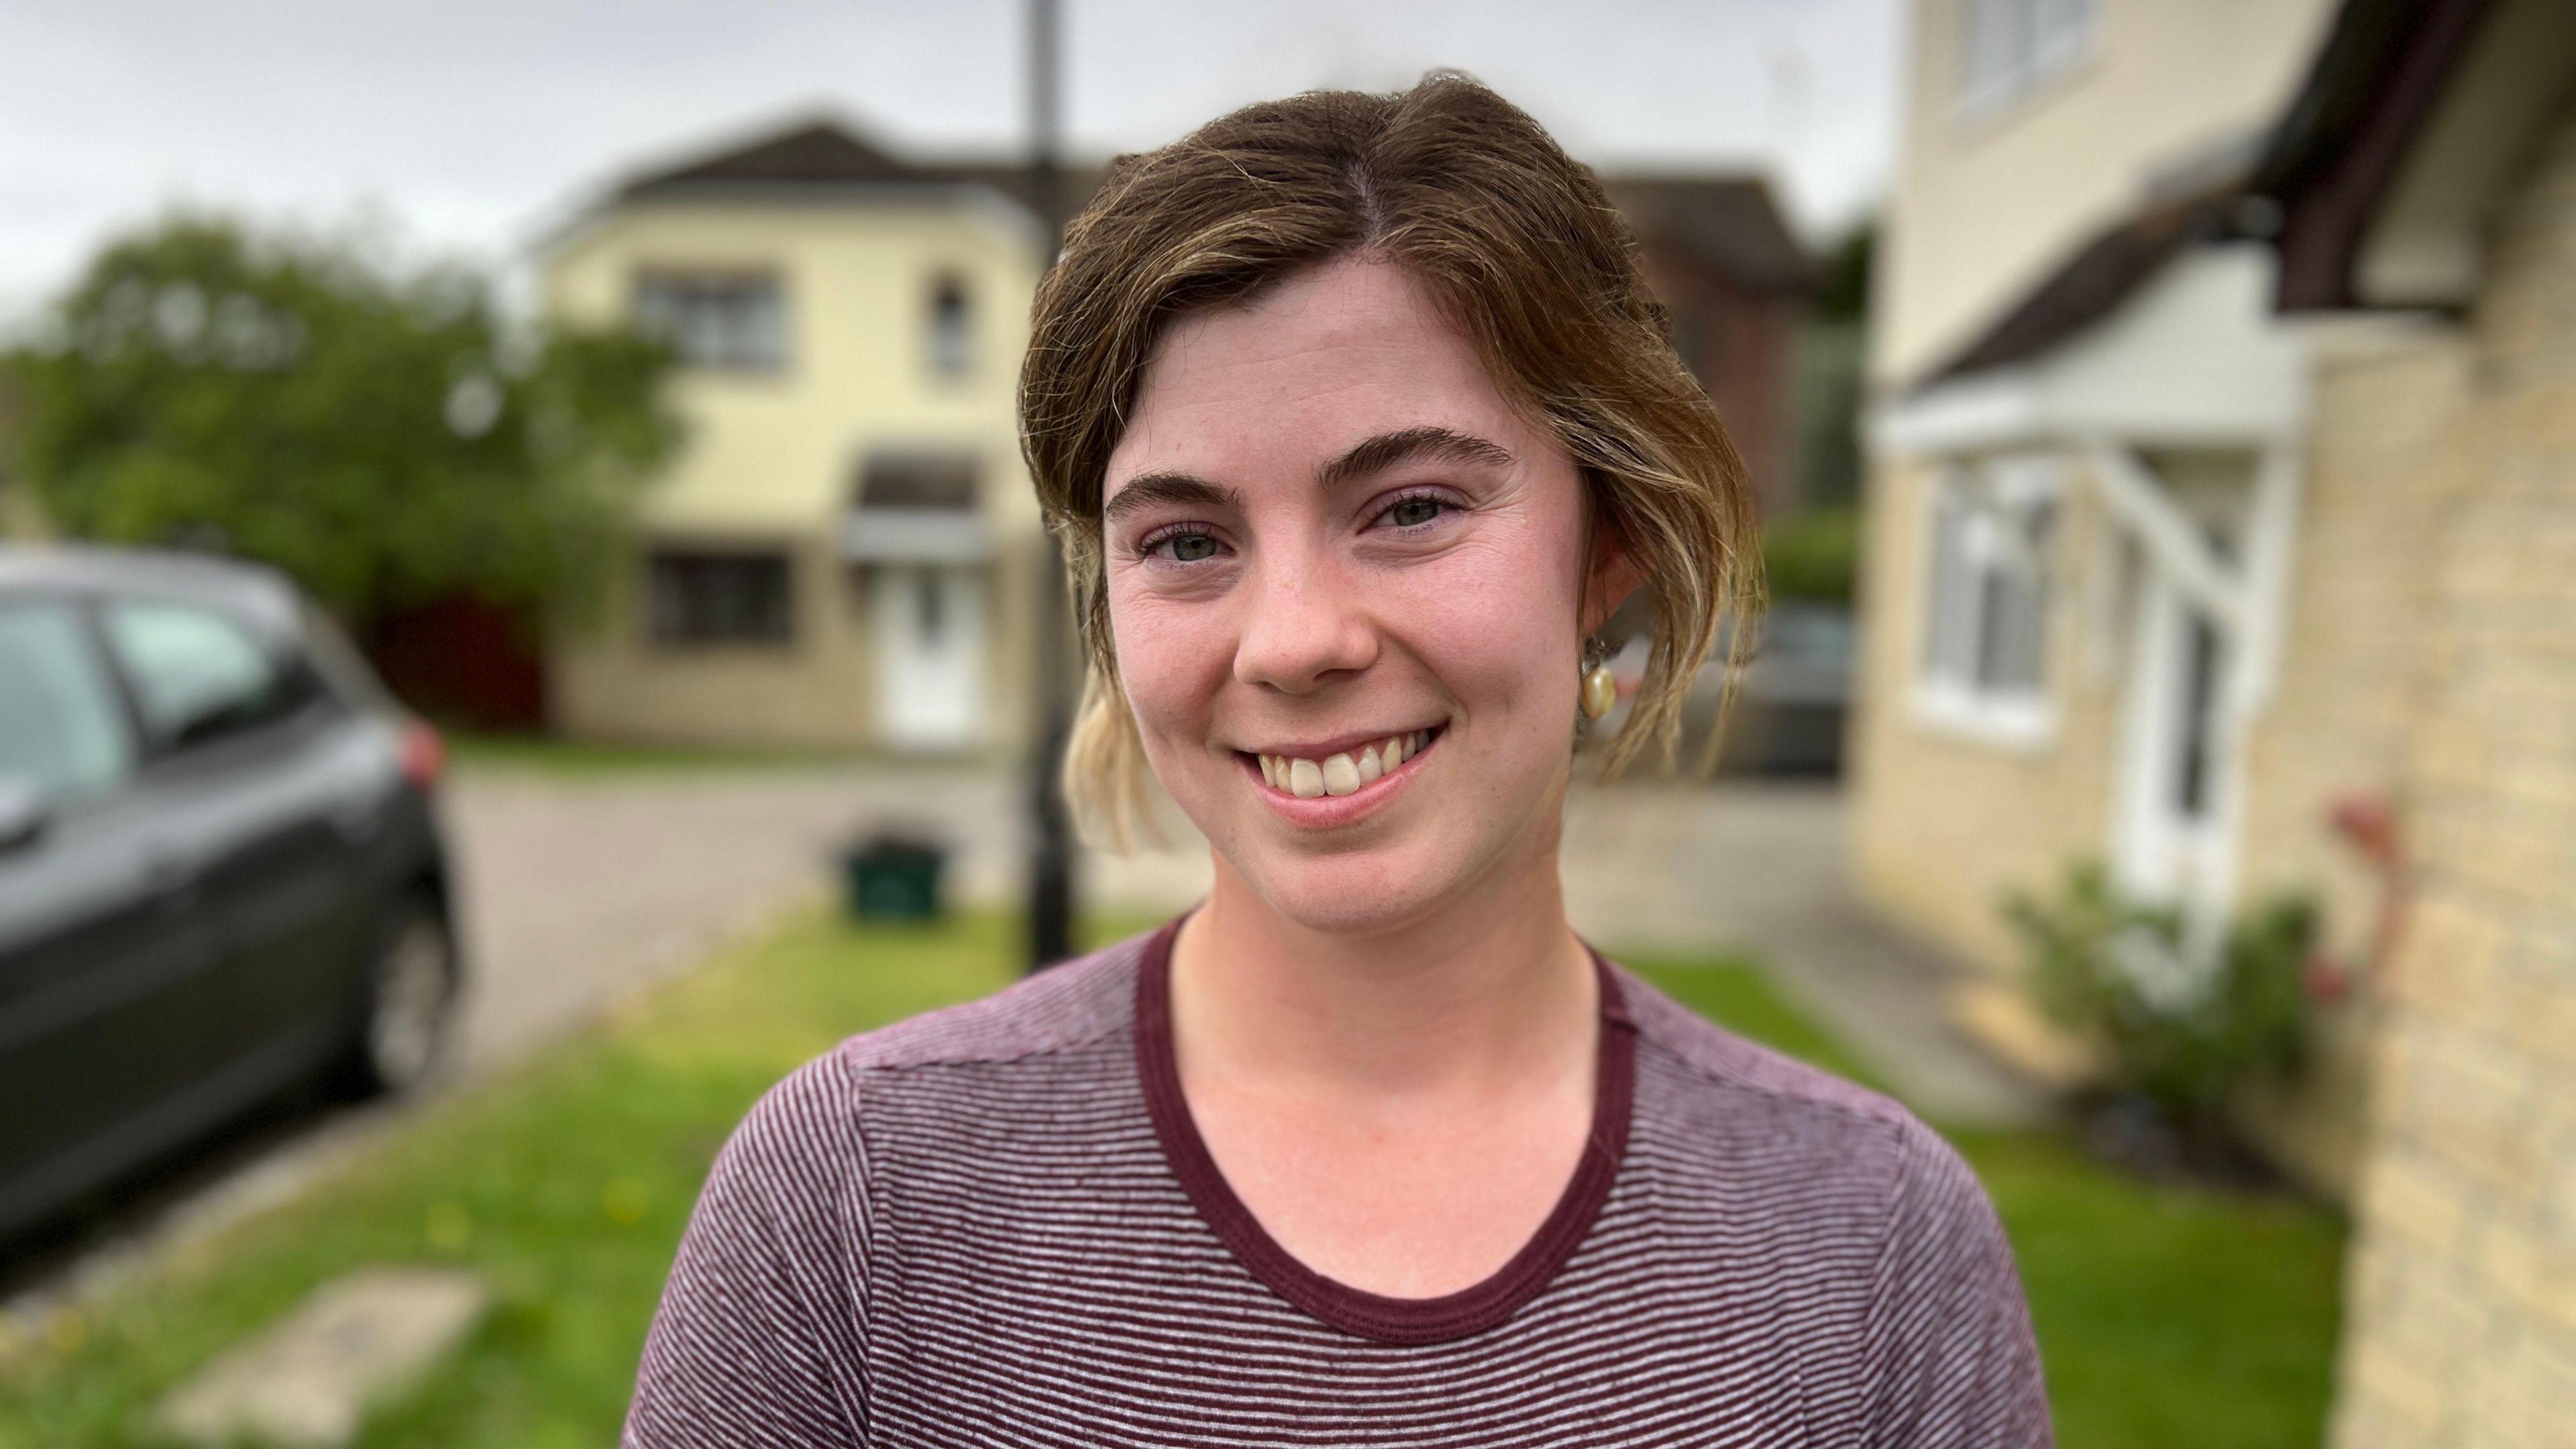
[1867,0,2576,1436]
[539,121,1049,755]
[1853,0,2381,1191]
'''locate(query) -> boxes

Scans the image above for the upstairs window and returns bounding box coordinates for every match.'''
[927,276,973,379]
[1919,455,2059,741]
[648,549,796,647]
[1957,0,2095,119]
[635,271,787,371]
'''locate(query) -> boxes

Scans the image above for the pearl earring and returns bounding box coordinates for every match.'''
[1580,638,1616,721]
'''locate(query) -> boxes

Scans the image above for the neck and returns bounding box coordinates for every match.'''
[1168,796,1595,1103]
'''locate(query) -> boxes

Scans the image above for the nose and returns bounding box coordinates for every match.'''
[1232,547,1379,695]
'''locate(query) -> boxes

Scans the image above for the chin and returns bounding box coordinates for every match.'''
[1228,839,1466,936]
[1190,778,1558,941]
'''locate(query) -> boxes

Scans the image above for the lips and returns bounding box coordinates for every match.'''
[1250,729,1435,799]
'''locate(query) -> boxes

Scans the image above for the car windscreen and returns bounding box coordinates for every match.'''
[0,599,138,800]
[100,598,313,751]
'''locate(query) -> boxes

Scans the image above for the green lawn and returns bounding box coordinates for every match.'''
[1634,962,2349,1449]
[442,731,941,777]
[0,912,2345,1448]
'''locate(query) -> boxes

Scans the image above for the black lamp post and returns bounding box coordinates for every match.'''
[1024,0,1079,971]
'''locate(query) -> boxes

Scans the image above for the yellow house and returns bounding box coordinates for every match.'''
[2255,3,2576,1442]
[1859,0,2576,1222]
[1864,7,2576,1438]
[538,119,1050,755]
[1856,0,2392,1196]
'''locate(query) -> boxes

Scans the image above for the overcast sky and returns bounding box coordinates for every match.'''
[0,0,1901,324]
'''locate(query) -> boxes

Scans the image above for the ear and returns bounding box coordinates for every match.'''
[1581,519,1648,637]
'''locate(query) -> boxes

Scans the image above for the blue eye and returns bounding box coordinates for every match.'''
[1144,529,1222,563]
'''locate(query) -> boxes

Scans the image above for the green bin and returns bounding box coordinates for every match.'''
[842,833,946,922]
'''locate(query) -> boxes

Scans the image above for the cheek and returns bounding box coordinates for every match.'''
[1393,523,1589,716]
[1104,579,1234,741]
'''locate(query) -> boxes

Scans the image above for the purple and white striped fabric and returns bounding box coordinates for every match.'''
[624,920,2054,1446]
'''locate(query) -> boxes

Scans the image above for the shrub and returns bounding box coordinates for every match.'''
[2004,861,2319,1138]
[1761,504,1860,604]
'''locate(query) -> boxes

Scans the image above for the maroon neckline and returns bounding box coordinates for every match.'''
[1132,915,1638,1346]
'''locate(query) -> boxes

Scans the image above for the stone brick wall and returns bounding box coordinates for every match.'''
[2229,336,2473,1198]
[2326,101,2576,1449]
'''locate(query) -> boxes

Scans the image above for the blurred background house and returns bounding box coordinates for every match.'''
[533,117,1815,757]
[1605,175,1817,516]
[1857,1,2576,1443]
[537,121,1050,755]
[1855,0,2361,1186]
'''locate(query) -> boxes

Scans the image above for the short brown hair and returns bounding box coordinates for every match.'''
[1020,72,1762,846]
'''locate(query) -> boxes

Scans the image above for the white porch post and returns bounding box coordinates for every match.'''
[2086,433,2304,963]
[2192,438,2305,960]
[2081,440,2247,629]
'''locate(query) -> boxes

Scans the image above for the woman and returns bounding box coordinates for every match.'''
[627,74,2051,1447]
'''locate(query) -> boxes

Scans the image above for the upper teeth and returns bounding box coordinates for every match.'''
[1259,732,1428,798]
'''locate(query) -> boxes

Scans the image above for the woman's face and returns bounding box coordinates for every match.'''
[1101,255,1619,933]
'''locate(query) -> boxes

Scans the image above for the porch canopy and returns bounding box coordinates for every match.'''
[1869,208,2330,947]
[843,451,994,564]
[1871,227,2315,718]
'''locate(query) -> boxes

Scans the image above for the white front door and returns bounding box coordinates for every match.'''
[871,565,984,750]
[2116,568,2231,906]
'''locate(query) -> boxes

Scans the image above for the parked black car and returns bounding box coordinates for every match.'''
[1604,600,1854,776]
[0,546,462,1242]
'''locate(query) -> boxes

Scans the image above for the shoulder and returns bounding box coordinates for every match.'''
[829,926,1146,1075]
[1608,963,1988,1229]
[723,926,1150,1158]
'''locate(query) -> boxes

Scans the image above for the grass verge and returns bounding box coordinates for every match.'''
[0,912,2343,1448]
[1637,961,2347,1449]
[442,732,962,778]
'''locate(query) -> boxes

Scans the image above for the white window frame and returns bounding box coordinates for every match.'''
[1953,0,2098,125]
[926,274,973,380]
[1913,453,2063,748]
[633,270,789,372]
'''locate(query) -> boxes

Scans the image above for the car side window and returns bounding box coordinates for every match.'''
[0,601,138,801]
[103,600,299,751]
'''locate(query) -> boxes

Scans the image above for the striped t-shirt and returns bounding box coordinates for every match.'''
[625,920,2055,1446]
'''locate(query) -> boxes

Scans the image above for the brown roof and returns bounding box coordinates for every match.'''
[2255,0,2512,311]
[1908,0,2518,382]
[1921,177,2255,384]
[1601,175,1813,297]
[609,118,1811,297]
[616,117,916,200]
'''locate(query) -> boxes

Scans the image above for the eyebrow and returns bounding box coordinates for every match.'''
[1314,425,1515,490]
[1101,425,1515,525]
[1101,472,1244,526]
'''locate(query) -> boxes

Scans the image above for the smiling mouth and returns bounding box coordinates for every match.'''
[1244,727,1441,799]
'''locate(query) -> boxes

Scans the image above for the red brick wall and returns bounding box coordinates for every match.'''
[1637,242,1801,519]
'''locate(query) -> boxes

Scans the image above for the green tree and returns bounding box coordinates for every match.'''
[2,215,679,629]
[1789,217,1874,517]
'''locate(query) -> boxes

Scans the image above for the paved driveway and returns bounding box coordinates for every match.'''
[441,759,1232,1069]
[444,763,1008,1069]
[450,763,2037,1120]
[1562,780,2044,1126]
